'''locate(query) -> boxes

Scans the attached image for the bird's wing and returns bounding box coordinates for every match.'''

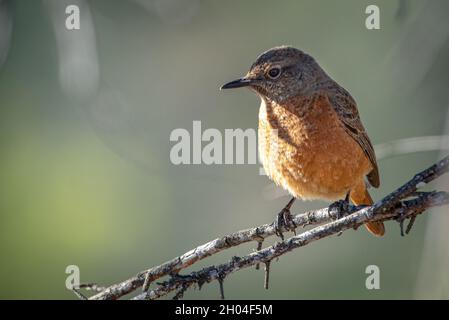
[327,88,380,188]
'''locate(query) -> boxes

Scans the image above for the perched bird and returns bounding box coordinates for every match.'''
[221,46,384,237]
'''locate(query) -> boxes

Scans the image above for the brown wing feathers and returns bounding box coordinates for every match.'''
[328,88,380,188]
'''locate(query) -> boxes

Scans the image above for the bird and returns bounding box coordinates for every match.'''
[221,46,384,237]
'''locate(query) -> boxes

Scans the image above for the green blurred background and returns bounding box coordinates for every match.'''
[0,0,448,299]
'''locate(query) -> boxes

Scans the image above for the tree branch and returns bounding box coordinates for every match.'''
[85,155,449,300]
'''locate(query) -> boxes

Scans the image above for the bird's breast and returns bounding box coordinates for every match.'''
[258,94,371,200]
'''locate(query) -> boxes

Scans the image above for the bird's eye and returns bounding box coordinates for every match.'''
[267,67,281,79]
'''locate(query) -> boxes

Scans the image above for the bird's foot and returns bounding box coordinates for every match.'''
[329,194,350,220]
[394,201,419,236]
[273,198,296,241]
[394,202,408,236]
[274,209,297,241]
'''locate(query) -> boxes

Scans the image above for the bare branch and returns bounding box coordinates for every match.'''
[86,155,449,300]
[134,191,449,300]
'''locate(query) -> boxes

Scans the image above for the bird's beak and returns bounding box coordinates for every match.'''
[220,77,253,90]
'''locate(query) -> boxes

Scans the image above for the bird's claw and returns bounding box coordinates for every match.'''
[395,202,413,237]
[329,197,350,220]
[274,207,297,241]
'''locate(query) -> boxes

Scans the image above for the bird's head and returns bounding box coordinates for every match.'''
[221,46,324,103]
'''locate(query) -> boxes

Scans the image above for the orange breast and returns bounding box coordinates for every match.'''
[258,93,372,200]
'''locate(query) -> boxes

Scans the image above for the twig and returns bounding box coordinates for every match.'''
[255,239,263,270]
[89,202,341,299]
[406,215,417,234]
[71,283,105,300]
[86,156,449,300]
[218,273,225,300]
[134,191,449,300]
[77,283,106,293]
[72,288,88,300]
[264,261,271,290]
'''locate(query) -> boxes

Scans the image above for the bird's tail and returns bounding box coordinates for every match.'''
[350,182,385,237]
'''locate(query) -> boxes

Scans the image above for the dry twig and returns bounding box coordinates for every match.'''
[83,156,449,300]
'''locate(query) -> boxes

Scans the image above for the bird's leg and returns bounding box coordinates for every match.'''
[273,197,296,241]
[329,192,350,220]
